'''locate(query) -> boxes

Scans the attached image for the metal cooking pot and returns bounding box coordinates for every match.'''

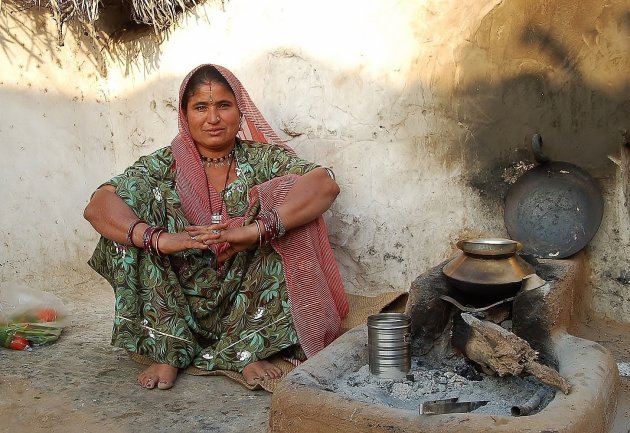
[504,134,604,259]
[442,238,535,299]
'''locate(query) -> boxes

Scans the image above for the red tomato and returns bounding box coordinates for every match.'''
[36,308,58,322]
[9,336,30,350]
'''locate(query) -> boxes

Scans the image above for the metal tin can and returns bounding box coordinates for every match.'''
[367,312,411,379]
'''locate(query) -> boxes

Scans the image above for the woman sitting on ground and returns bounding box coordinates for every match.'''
[84,64,348,390]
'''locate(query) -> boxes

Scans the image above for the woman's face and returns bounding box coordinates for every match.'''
[185,80,240,155]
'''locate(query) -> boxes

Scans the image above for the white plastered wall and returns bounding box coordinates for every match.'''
[0,8,114,287]
[2,0,630,323]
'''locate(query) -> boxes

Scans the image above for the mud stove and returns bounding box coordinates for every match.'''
[269,254,619,433]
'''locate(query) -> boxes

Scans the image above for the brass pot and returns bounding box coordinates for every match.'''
[442,238,535,299]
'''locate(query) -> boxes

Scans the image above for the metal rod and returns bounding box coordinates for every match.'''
[511,387,548,416]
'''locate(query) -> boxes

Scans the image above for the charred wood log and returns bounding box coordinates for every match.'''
[452,313,571,395]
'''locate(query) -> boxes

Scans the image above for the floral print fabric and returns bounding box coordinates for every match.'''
[88,140,318,372]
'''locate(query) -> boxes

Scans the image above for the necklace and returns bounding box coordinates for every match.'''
[201,148,235,168]
[209,148,236,225]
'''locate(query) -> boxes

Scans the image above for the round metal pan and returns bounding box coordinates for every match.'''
[504,134,604,259]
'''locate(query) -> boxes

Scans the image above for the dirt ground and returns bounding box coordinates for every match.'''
[0,278,271,433]
[1,277,629,433]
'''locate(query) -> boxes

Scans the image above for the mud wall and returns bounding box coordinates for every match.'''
[1,0,629,322]
[0,6,114,287]
[447,0,630,320]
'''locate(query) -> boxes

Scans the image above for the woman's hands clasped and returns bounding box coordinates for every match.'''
[153,229,217,255]
[185,223,259,263]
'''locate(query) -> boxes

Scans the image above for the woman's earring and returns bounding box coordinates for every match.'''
[238,116,243,131]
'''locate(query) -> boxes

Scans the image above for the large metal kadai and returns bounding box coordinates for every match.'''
[504,134,604,259]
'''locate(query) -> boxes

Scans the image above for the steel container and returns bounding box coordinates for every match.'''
[442,237,535,299]
[367,313,411,379]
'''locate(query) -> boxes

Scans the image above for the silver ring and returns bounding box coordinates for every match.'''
[212,229,220,234]
[191,235,198,240]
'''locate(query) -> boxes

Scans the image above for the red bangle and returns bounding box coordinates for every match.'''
[126,219,145,247]
[142,225,167,256]
[142,226,156,253]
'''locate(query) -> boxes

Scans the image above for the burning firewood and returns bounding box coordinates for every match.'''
[452,313,572,395]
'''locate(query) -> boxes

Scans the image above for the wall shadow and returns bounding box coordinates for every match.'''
[450,0,630,211]
[0,2,109,75]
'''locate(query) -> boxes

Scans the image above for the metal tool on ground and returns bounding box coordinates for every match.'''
[419,397,489,415]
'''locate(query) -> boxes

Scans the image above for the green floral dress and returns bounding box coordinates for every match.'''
[88,140,318,372]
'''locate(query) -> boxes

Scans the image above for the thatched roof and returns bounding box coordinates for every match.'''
[5,0,203,45]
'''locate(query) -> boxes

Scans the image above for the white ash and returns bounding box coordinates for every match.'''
[332,355,555,416]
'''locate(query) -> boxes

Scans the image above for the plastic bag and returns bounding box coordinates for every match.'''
[0,282,69,351]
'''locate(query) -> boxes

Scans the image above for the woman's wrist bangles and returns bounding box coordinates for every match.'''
[254,220,263,247]
[256,208,286,245]
[126,219,146,247]
[141,225,166,257]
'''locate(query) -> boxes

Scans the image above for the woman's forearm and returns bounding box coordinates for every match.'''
[275,167,340,231]
[83,185,146,245]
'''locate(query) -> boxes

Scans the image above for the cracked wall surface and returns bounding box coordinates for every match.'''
[2,0,630,323]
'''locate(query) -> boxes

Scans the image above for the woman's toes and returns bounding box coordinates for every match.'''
[264,365,282,379]
[242,364,263,384]
[143,377,157,389]
[137,363,177,389]
[157,380,174,390]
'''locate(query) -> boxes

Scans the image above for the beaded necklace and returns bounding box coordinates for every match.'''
[200,148,235,169]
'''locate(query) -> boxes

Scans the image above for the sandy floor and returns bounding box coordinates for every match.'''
[0,278,271,433]
[1,277,629,432]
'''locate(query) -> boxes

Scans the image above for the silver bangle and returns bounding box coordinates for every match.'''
[254,220,263,246]
[324,167,336,180]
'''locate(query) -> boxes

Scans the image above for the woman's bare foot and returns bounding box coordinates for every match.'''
[242,360,283,384]
[137,363,178,390]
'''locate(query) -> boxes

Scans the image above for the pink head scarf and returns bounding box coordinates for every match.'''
[171,64,293,225]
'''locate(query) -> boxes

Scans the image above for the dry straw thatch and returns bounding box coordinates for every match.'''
[3,0,200,45]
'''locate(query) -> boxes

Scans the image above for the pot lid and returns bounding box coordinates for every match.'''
[456,238,521,256]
